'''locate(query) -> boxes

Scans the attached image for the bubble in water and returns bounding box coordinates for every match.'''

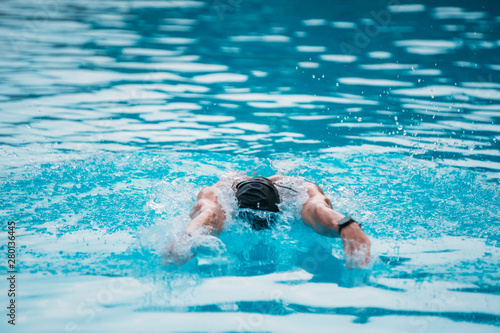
[358,117,362,122]
[194,235,227,257]
[397,125,403,130]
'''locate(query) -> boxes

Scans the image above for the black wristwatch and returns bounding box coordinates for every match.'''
[337,216,360,235]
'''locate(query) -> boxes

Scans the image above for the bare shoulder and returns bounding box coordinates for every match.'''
[303,181,333,208]
[197,183,221,201]
[191,185,222,217]
[268,175,322,197]
[304,181,326,196]
[267,174,296,182]
[268,174,283,182]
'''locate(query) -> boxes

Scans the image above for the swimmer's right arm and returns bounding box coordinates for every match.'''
[185,184,226,236]
[162,183,226,266]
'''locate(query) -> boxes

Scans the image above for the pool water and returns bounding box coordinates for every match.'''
[0,0,499,332]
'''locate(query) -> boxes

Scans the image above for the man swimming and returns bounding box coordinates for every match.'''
[163,174,371,269]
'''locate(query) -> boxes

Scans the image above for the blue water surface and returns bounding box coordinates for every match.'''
[0,0,499,332]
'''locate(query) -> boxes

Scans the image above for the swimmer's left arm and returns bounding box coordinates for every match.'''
[301,182,371,269]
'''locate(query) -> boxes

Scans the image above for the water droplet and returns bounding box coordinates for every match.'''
[397,125,403,130]
[394,116,398,121]
[358,117,362,122]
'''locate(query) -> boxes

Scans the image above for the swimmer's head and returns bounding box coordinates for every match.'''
[237,209,278,231]
[235,177,280,230]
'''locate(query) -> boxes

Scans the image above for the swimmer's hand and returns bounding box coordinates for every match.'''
[162,233,197,266]
[340,223,371,270]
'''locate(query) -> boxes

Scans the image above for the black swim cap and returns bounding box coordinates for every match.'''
[235,177,280,213]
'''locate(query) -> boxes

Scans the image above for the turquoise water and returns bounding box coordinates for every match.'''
[0,0,499,332]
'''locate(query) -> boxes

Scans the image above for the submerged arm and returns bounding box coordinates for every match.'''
[163,183,226,265]
[301,182,371,269]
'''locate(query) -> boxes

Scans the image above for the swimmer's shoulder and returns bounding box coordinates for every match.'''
[268,174,288,182]
[269,174,309,195]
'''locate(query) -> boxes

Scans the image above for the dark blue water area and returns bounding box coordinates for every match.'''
[0,0,499,331]
[0,0,499,168]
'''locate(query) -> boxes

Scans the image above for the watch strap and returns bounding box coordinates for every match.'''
[337,216,360,235]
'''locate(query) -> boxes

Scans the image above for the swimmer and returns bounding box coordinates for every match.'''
[163,175,371,269]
